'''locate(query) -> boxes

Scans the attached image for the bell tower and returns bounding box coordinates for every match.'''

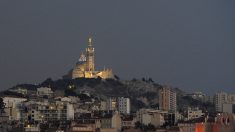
[86,37,95,71]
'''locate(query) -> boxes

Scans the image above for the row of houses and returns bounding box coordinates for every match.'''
[1,86,235,132]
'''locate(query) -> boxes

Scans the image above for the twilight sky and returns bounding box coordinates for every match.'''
[0,0,235,94]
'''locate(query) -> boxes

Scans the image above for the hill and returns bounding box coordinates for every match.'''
[3,77,214,112]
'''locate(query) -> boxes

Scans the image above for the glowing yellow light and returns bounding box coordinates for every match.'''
[89,37,92,43]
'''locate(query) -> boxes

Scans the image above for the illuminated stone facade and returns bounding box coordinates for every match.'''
[71,37,113,79]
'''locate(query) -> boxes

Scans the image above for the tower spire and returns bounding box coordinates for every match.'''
[86,36,95,71]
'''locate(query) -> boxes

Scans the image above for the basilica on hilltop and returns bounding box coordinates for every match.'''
[64,37,114,79]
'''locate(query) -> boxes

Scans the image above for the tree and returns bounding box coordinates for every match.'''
[135,121,148,132]
[148,78,154,83]
[132,78,137,82]
[147,123,156,131]
[114,75,120,80]
[135,121,141,129]
[64,87,77,96]
[142,77,146,82]
[0,97,5,114]
[41,78,53,86]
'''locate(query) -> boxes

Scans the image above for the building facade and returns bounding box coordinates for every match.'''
[3,97,27,120]
[136,108,175,128]
[187,107,204,120]
[106,98,117,111]
[36,87,53,97]
[159,87,177,112]
[222,103,235,114]
[215,92,228,112]
[117,97,130,114]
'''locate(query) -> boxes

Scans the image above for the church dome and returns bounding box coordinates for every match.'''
[74,62,86,71]
[72,62,86,79]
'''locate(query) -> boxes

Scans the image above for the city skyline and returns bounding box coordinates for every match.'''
[0,1,235,94]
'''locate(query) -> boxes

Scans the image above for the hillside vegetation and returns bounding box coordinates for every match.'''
[4,77,214,112]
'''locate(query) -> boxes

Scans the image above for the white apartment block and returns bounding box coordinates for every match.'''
[9,88,27,95]
[222,103,235,114]
[20,100,75,122]
[3,97,27,120]
[227,94,235,103]
[37,101,74,121]
[36,87,53,97]
[136,109,167,127]
[187,107,204,120]
[215,92,228,112]
[215,91,235,112]
[117,97,130,114]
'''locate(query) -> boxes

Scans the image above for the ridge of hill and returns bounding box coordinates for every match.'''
[2,77,214,112]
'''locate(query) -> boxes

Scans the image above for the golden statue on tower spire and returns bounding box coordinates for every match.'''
[88,37,92,46]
